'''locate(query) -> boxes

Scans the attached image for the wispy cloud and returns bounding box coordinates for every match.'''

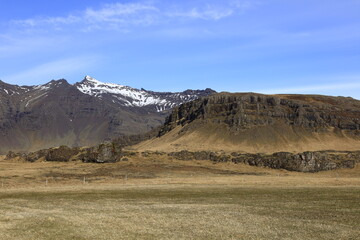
[12,2,158,31]
[166,6,234,21]
[84,2,158,22]
[11,1,258,32]
[258,77,360,96]
[166,0,260,21]
[2,56,99,85]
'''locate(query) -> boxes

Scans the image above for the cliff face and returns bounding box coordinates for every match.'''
[135,93,360,153]
[160,93,360,135]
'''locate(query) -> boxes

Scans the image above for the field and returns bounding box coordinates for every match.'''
[0,156,359,239]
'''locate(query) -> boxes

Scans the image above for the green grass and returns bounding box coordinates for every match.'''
[0,186,359,239]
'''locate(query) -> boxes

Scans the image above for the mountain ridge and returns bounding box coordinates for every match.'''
[0,76,215,153]
[75,76,211,111]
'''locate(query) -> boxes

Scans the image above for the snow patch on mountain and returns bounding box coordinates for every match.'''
[77,76,172,109]
[73,75,215,112]
[33,84,50,91]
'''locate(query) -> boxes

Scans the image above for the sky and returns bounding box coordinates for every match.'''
[0,0,359,99]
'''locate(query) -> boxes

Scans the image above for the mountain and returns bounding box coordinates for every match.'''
[75,76,214,112]
[0,77,215,153]
[133,92,360,153]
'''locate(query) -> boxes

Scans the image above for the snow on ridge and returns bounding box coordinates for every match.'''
[85,75,113,85]
[33,84,50,91]
[77,76,169,109]
[76,76,206,112]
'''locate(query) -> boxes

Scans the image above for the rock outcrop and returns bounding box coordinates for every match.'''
[160,93,360,135]
[4,144,359,172]
[45,146,80,162]
[80,142,122,163]
[168,150,359,172]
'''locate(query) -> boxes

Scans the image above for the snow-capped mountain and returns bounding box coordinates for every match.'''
[75,76,215,112]
[0,77,215,153]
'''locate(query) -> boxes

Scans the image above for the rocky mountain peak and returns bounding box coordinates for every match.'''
[75,76,216,111]
[80,75,107,86]
[85,75,96,81]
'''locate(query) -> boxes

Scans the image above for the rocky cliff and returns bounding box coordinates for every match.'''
[160,93,360,134]
[134,92,360,153]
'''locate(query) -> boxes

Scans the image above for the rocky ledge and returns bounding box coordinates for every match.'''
[168,150,359,172]
[5,142,128,163]
[5,145,359,172]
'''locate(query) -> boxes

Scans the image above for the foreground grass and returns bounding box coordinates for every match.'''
[0,185,359,240]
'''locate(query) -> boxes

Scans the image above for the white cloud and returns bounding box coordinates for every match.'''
[13,15,80,27]
[166,6,234,20]
[11,1,258,31]
[2,56,99,85]
[12,2,159,31]
[84,2,158,20]
[166,1,259,20]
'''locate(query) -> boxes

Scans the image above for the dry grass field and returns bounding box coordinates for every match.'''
[0,155,359,239]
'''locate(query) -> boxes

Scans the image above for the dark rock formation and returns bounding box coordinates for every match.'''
[168,150,359,172]
[24,149,49,162]
[5,142,123,163]
[4,142,359,172]
[45,146,80,162]
[5,149,49,162]
[5,151,18,160]
[159,93,360,136]
[80,142,122,163]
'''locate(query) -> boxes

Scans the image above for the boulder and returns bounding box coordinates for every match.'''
[81,142,122,163]
[45,146,79,162]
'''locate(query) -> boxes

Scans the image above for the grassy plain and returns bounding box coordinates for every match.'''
[0,155,359,239]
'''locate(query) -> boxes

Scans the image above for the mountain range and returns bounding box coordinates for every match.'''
[0,76,215,153]
[6,91,360,172]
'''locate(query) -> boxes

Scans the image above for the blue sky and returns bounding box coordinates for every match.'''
[0,0,360,98]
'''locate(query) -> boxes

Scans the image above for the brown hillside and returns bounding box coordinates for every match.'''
[132,93,360,153]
